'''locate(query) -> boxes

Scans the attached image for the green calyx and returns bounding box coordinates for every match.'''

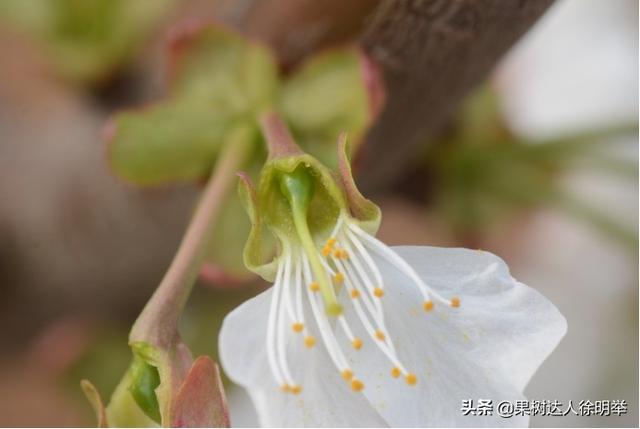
[239,152,345,280]
[239,114,381,316]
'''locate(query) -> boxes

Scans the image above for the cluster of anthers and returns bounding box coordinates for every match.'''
[266,214,460,395]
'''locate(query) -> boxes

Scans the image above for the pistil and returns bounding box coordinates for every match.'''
[280,168,342,316]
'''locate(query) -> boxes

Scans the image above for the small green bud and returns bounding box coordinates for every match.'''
[128,356,161,424]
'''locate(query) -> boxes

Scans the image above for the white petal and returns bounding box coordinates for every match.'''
[219,287,388,427]
[339,246,567,427]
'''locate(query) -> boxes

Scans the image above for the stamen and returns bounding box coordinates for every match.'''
[318,254,337,276]
[327,217,419,379]
[405,373,417,386]
[338,316,356,342]
[276,267,297,388]
[282,252,297,324]
[352,338,363,350]
[328,215,346,239]
[292,322,304,333]
[266,257,286,387]
[350,379,365,392]
[339,271,411,374]
[332,239,385,319]
[337,263,403,359]
[304,336,316,348]
[349,221,451,305]
[301,253,352,374]
[332,256,383,324]
[450,297,461,308]
[335,258,399,354]
[294,261,307,333]
[341,369,353,381]
[266,215,432,396]
[334,249,347,259]
[343,229,385,294]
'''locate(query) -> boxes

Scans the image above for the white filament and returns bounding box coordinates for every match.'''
[264,213,448,390]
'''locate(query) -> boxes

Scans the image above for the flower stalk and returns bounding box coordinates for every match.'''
[122,124,252,426]
[130,125,253,347]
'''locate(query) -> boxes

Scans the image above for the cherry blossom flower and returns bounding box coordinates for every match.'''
[219,114,566,427]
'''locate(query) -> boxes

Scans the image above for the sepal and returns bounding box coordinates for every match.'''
[337,133,381,235]
[238,171,279,281]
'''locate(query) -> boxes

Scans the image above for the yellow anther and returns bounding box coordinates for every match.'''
[304,336,316,348]
[450,297,461,308]
[333,249,349,259]
[334,272,345,284]
[321,245,332,257]
[341,369,353,381]
[375,330,385,341]
[309,282,320,292]
[281,384,291,393]
[350,289,360,299]
[290,385,302,394]
[352,338,363,350]
[423,300,434,312]
[391,367,401,378]
[292,322,304,333]
[350,379,364,392]
[326,238,337,247]
[373,287,384,298]
[405,373,417,385]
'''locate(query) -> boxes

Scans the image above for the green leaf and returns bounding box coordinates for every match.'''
[279,49,379,167]
[107,101,232,185]
[107,26,279,186]
[0,0,175,85]
[169,25,279,114]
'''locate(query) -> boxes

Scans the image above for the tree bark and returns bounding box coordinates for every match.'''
[358,0,555,191]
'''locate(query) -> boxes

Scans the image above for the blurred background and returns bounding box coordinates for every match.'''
[0,0,637,427]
